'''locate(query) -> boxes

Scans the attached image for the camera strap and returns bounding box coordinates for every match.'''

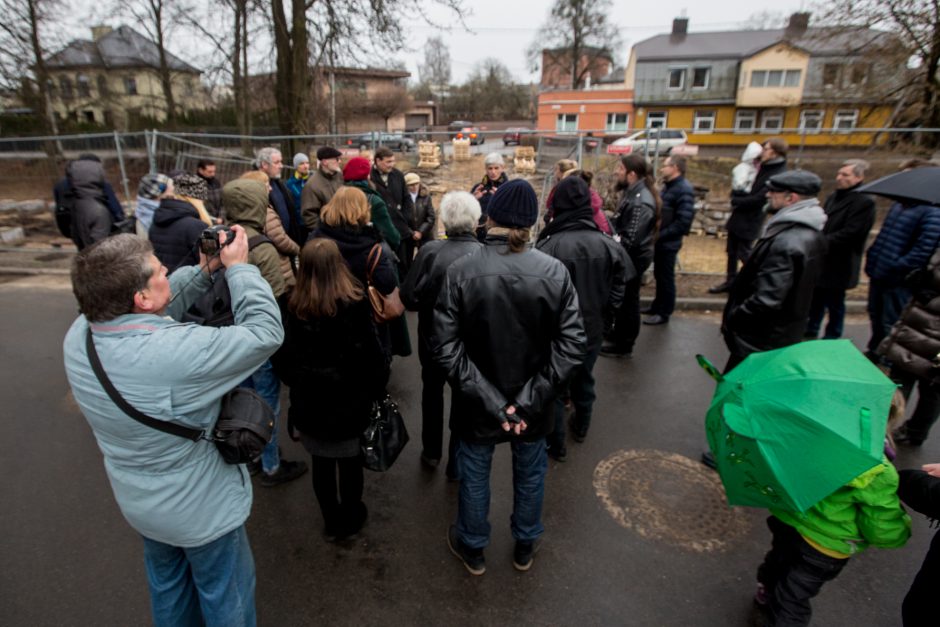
[85,328,206,442]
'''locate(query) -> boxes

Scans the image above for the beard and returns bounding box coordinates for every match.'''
[615,179,628,191]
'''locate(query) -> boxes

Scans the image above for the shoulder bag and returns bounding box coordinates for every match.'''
[366,244,406,323]
[361,393,409,472]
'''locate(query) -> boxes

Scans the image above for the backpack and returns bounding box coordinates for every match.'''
[181,234,274,327]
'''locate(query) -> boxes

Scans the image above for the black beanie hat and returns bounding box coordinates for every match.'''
[552,176,592,216]
[486,179,538,228]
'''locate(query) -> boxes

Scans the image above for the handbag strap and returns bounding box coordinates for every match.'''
[85,328,204,442]
[366,244,381,284]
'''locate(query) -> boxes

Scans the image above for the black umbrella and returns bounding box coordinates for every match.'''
[858,166,940,206]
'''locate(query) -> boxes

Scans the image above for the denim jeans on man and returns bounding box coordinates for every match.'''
[240,358,281,472]
[143,524,256,627]
[549,347,600,450]
[806,286,847,339]
[867,280,911,354]
[455,438,547,549]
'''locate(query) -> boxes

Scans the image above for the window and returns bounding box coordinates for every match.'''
[750,69,802,88]
[124,76,137,95]
[834,109,859,132]
[847,64,869,87]
[693,110,716,133]
[735,109,757,132]
[59,77,73,100]
[823,64,840,87]
[83,110,95,123]
[799,110,824,134]
[692,67,710,89]
[761,109,785,132]
[667,68,685,90]
[606,113,629,132]
[97,75,109,96]
[646,111,667,128]
[556,113,578,133]
[77,74,91,97]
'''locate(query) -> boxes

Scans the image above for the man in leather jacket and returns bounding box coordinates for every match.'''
[432,179,586,576]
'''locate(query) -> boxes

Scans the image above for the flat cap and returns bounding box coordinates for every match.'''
[316,146,343,160]
[766,170,822,196]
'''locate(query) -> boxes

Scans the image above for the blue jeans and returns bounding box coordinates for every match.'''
[240,359,281,473]
[455,438,547,549]
[143,525,256,627]
[806,286,847,339]
[549,347,600,449]
[867,280,911,354]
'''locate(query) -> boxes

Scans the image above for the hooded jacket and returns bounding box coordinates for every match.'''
[67,159,113,250]
[729,156,787,240]
[722,198,828,356]
[731,141,763,192]
[431,234,586,445]
[149,198,206,272]
[223,179,287,298]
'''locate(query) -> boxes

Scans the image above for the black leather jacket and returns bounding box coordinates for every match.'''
[722,215,827,357]
[728,157,786,240]
[613,181,656,273]
[536,216,634,349]
[431,234,586,444]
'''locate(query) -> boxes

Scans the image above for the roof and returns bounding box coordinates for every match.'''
[544,45,614,61]
[47,25,199,73]
[634,27,893,61]
[597,67,625,84]
[323,66,410,79]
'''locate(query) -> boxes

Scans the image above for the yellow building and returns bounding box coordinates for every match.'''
[629,13,897,147]
[45,25,206,128]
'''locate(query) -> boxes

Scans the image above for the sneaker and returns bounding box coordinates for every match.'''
[642,314,669,326]
[513,539,541,572]
[447,525,485,575]
[547,445,567,462]
[640,306,653,314]
[708,281,731,294]
[259,459,308,487]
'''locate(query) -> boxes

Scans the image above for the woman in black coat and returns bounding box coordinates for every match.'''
[273,237,389,540]
[897,464,940,627]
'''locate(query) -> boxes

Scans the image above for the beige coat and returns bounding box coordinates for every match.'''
[265,206,298,291]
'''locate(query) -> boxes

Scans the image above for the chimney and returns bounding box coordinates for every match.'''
[785,12,810,38]
[672,18,689,36]
[91,25,113,41]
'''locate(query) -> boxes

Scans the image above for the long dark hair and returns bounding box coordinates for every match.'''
[289,238,364,319]
[621,154,662,222]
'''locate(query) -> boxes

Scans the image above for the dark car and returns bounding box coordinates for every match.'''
[448,120,474,139]
[502,127,531,146]
[455,127,485,146]
[348,132,416,152]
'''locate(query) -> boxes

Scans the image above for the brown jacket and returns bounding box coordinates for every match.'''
[301,167,344,230]
[265,206,298,290]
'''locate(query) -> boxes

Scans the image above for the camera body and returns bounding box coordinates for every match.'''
[199,224,234,256]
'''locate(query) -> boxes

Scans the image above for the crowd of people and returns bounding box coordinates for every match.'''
[56,138,940,627]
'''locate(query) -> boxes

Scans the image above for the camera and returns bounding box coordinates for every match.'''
[199,225,234,256]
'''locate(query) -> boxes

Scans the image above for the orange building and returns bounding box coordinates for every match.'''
[536,84,634,136]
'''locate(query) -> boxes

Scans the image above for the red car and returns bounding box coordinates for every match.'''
[502,127,530,146]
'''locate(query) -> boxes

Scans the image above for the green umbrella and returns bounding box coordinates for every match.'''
[698,340,896,513]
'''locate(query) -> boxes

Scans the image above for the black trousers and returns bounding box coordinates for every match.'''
[310,455,363,534]
[418,343,456,465]
[726,233,754,280]
[893,368,940,442]
[608,274,643,351]
[650,244,679,317]
[757,516,848,627]
[903,531,940,627]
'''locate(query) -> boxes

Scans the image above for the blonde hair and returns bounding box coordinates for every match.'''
[240,170,269,185]
[322,186,371,227]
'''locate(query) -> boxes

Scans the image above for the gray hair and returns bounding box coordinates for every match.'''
[71,234,154,322]
[256,146,281,169]
[841,158,870,178]
[440,191,482,235]
[484,152,504,166]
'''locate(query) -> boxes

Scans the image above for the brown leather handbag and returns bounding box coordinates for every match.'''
[366,244,405,322]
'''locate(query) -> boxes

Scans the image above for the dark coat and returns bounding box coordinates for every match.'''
[536,216,634,349]
[897,468,940,626]
[401,233,482,357]
[613,181,656,273]
[470,172,508,218]
[343,180,400,249]
[371,167,414,241]
[817,185,876,290]
[431,234,587,445]
[269,178,306,246]
[312,223,398,296]
[722,207,827,357]
[66,160,114,250]
[865,202,940,286]
[412,184,436,242]
[273,298,389,442]
[149,198,206,272]
[657,175,696,250]
[198,174,223,218]
[728,157,787,240]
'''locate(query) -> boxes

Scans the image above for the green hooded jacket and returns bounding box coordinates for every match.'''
[771,459,911,556]
[346,180,400,249]
[222,179,287,298]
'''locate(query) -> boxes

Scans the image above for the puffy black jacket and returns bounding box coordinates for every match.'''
[722,206,827,357]
[658,175,696,249]
[431,234,587,444]
[401,233,482,357]
[613,181,656,273]
[371,167,414,240]
[536,216,634,349]
[728,157,787,240]
[817,186,876,290]
[149,198,206,272]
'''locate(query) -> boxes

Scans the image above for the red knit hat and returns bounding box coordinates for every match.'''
[343,157,371,181]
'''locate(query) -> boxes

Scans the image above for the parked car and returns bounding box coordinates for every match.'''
[502,127,531,146]
[347,132,415,152]
[455,127,485,145]
[448,120,474,138]
[608,129,688,155]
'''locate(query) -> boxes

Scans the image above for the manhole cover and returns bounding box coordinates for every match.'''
[593,449,751,552]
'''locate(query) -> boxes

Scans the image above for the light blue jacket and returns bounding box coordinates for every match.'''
[63,263,283,547]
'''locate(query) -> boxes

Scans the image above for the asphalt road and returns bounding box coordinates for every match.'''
[0,274,935,626]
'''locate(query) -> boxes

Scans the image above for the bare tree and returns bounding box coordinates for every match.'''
[742,10,789,29]
[419,35,451,88]
[369,86,412,130]
[119,0,180,126]
[528,0,620,89]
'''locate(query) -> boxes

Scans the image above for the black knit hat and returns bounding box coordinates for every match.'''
[486,179,538,228]
[552,176,591,216]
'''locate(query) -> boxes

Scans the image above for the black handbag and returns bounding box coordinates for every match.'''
[361,393,409,472]
[85,329,274,465]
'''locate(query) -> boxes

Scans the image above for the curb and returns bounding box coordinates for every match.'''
[0,267,71,276]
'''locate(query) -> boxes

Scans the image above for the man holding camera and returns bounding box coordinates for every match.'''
[63,228,283,626]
